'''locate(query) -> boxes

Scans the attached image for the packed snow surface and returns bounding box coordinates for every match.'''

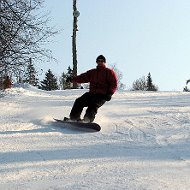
[0,85,190,190]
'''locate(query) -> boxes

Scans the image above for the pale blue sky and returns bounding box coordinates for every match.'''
[42,0,190,91]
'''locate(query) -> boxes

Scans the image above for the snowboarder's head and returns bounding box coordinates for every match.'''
[96,55,106,66]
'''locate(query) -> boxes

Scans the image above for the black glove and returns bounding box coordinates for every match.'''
[104,94,112,101]
[66,76,73,83]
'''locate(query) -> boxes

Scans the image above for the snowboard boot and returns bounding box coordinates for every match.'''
[82,116,91,123]
[64,117,82,122]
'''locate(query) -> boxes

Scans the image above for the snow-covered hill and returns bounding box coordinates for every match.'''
[0,86,190,190]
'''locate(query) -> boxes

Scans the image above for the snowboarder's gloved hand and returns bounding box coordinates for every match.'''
[105,94,112,101]
[66,76,73,83]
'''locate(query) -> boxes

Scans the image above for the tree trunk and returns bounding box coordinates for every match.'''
[72,0,78,88]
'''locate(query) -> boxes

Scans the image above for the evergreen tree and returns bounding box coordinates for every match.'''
[23,58,39,86]
[66,66,73,79]
[59,72,67,90]
[65,66,74,89]
[146,72,158,91]
[39,69,59,91]
[60,66,75,89]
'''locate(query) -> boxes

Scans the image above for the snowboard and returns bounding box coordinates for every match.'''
[54,118,101,132]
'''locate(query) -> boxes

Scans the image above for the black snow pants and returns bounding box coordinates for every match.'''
[69,92,106,122]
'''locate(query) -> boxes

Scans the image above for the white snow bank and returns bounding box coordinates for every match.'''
[0,87,190,190]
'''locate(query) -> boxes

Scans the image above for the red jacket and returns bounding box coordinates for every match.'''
[73,64,118,95]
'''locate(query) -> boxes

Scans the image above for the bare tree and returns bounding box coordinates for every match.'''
[131,76,147,91]
[110,64,125,90]
[0,0,58,78]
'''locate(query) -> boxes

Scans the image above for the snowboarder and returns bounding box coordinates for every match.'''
[3,76,12,89]
[66,55,118,123]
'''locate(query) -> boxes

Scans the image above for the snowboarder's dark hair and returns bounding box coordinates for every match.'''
[96,55,106,63]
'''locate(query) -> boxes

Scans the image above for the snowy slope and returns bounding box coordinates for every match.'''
[0,86,190,190]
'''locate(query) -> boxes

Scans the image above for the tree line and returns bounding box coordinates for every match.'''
[20,60,159,92]
[20,60,74,91]
[20,61,127,91]
[131,73,158,91]
[24,62,190,92]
